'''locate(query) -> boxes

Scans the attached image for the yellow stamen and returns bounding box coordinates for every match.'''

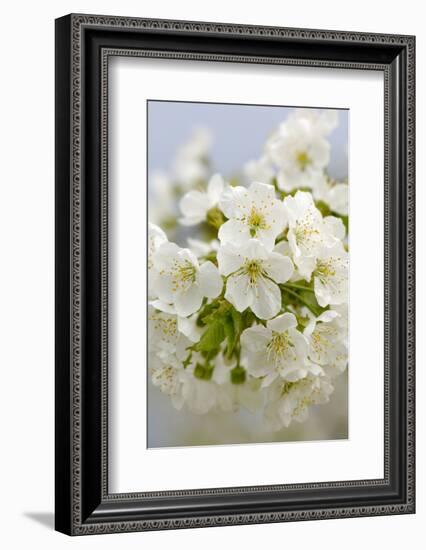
[296,151,311,171]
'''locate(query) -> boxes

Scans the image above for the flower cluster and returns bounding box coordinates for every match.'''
[148,108,348,430]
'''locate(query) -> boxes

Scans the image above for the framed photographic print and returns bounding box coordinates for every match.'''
[55,14,415,535]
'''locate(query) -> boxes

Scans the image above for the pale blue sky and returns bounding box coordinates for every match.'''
[148,100,349,180]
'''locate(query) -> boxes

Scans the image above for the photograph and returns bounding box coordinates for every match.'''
[51,11,415,538]
[0,1,420,547]
[147,101,349,448]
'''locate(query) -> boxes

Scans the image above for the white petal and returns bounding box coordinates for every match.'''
[225,274,253,312]
[153,273,174,303]
[179,215,206,226]
[217,244,245,276]
[267,312,297,333]
[255,227,280,251]
[284,191,315,224]
[288,328,310,358]
[212,359,232,385]
[328,184,348,216]
[303,318,316,338]
[179,190,210,219]
[273,240,291,256]
[308,137,330,168]
[294,254,317,282]
[241,325,271,353]
[218,218,250,245]
[314,278,332,308]
[149,299,176,314]
[245,350,273,378]
[174,286,203,317]
[305,361,324,376]
[261,371,279,387]
[324,215,346,240]
[207,173,225,202]
[276,170,294,192]
[177,315,202,343]
[317,310,339,323]
[179,247,200,268]
[248,181,276,202]
[219,185,249,219]
[148,222,167,249]
[151,242,181,271]
[241,238,269,261]
[198,261,223,298]
[263,252,294,284]
[251,277,281,320]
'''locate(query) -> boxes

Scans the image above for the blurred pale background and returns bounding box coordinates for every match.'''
[148,100,348,180]
[147,100,348,448]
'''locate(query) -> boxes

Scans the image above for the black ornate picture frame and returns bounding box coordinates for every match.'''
[55,13,415,535]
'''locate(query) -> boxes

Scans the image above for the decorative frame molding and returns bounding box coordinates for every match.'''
[55,14,415,535]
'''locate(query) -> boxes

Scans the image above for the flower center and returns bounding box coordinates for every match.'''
[243,260,265,285]
[294,215,320,249]
[311,331,329,356]
[246,206,268,236]
[311,325,338,359]
[296,150,311,171]
[171,259,197,291]
[149,312,178,343]
[315,259,337,281]
[151,365,180,395]
[267,331,295,366]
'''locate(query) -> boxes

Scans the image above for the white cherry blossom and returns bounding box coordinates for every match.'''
[266,109,338,193]
[219,181,287,250]
[148,172,177,225]
[304,310,348,377]
[264,374,334,430]
[148,223,168,298]
[172,127,212,188]
[179,173,225,226]
[176,356,231,415]
[327,183,349,216]
[284,191,341,280]
[212,356,264,413]
[331,303,349,347]
[313,176,349,216]
[152,242,223,317]
[241,312,318,386]
[244,156,275,185]
[313,242,348,307]
[149,356,185,410]
[147,109,349,434]
[217,239,293,320]
[273,240,305,282]
[148,306,190,365]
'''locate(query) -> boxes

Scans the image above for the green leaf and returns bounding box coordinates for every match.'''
[242,310,256,329]
[281,285,325,317]
[224,308,244,359]
[231,308,244,334]
[223,316,235,358]
[196,319,225,353]
[298,289,324,316]
[196,301,219,326]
